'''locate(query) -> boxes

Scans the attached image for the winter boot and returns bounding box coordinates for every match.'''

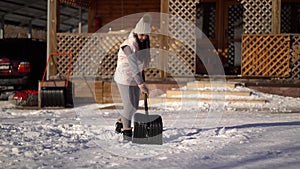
[122,128,132,141]
[115,118,123,134]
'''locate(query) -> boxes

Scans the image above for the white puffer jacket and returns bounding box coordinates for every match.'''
[114,32,147,86]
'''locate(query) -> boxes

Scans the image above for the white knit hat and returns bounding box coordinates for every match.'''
[134,14,152,35]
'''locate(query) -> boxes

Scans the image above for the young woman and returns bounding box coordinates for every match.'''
[114,14,151,141]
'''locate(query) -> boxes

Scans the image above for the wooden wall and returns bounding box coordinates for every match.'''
[88,0,160,32]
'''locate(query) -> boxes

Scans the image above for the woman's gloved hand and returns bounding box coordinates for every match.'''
[138,83,149,95]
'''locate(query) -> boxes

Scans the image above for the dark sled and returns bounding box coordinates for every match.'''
[38,52,73,108]
[132,94,163,145]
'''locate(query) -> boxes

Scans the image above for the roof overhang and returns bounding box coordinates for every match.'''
[0,0,89,32]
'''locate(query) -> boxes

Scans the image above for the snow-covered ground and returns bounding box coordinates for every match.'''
[1,85,300,169]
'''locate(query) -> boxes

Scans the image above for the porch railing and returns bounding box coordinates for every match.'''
[241,34,300,79]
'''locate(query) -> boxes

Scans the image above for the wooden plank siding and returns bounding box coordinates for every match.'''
[89,0,160,32]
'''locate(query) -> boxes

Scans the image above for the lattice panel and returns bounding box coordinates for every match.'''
[57,33,88,76]
[145,31,163,79]
[228,5,244,39]
[57,33,126,78]
[55,54,72,79]
[57,32,162,79]
[228,4,244,66]
[145,67,161,79]
[207,5,216,39]
[168,38,195,76]
[241,34,290,77]
[240,0,272,34]
[168,0,197,76]
[196,3,216,39]
[281,4,292,33]
[291,35,300,79]
[96,35,127,78]
[228,42,235,66]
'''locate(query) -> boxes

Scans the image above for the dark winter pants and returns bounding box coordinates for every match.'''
[117,83,140,128]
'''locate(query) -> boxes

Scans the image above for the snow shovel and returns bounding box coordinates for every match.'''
[132,93,163,145]
[38,52,73,108]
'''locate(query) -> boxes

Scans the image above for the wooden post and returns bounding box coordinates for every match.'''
[28,20,32,38]
[38,81,41,108]
[78,7,82,33]
[88,0,96,33]
[47,0,58,79]
[216,0,225,50]
[272,0,281,34]
[160,0,169,79]
[0,16,4,39]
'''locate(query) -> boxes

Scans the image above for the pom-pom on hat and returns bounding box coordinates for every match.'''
[134,14,152,35]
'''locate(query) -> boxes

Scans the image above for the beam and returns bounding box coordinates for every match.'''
[2,20,46,31]
[88,0,96,33]
[216,0,225,49]
[0,0,43,15]
[160,0,169,79]
[28,20,32,38]
[0,0,88,32]
[0,16,4,39]
[78,7,82,33]
[0,0,45,27]
[272,0,281,34]
[47,0,58,79]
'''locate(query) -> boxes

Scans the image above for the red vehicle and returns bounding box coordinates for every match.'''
[0,57,31,88]
[0,39,46,90]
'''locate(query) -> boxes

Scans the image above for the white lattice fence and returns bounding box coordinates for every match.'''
[145,33,163,79]
[291,35,300,79]
[239,0,272,34]
[57,33,127,78]
[56,32,162,79]
[168,0,197,76]
[56,33,88,76]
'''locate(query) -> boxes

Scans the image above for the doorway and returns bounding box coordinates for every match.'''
[196,0,244,75]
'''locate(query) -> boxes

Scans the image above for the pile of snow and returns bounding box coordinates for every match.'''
[0,85,300,168]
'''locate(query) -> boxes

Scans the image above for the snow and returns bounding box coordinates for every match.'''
[1,85,300,169]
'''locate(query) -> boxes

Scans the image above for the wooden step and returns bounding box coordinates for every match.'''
[187,81,239,89]
[166,90,251,97]
[149,97,266,105]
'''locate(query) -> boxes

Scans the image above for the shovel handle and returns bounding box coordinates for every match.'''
[144,93,149,115]
[142,71,149,115]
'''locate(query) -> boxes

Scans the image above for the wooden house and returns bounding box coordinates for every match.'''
[48,0,300,102]
[50,0,300,78]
